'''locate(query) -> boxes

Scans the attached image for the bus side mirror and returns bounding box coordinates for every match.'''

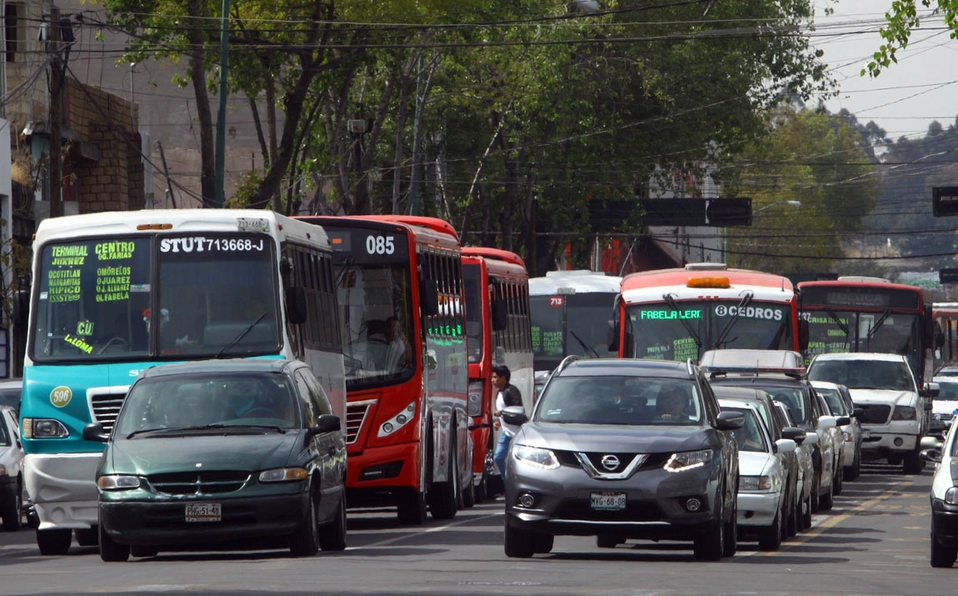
[491,300,508,331]
[420,280,439,317]
[798,318,809,352]
[285,287,308,325]
[607,320,619,352]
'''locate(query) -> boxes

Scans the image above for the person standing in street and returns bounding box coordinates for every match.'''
[492,364,523,479]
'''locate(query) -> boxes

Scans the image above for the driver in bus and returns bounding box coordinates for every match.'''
[369,316,413,371]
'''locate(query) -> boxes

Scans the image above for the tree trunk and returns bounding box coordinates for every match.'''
[188,0,215,207]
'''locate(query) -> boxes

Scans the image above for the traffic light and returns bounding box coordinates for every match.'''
[706,198,752,227]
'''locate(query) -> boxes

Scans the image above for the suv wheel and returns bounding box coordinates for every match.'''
[504,521,536,558]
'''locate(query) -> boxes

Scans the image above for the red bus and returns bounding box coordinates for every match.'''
[933,302,958,367]
[298,215,472,524]
[461,247,534,501]
[798,277,936,386]
[612,263,805,360]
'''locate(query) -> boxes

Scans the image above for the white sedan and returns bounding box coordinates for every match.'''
[719,399,796,551]
[0,404,24,530]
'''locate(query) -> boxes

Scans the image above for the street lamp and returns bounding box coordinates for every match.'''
[724,200,802,264]
[754,200,802,214]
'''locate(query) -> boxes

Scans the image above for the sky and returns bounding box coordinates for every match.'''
[812,0,958,140]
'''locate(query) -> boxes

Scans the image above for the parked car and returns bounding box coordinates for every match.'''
[807,352,934,475]
[920,427,958,567]
[930,375,958,439]
[701,349,839,513]
[504,357,743,560]
[84,358,347,561]
[718,399,796,551]
[0,405,25,530]
[712,385,805,539]
[811,385,847,496]
[812,380,864,481]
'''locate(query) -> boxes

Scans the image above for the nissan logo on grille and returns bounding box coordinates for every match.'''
[600,455,620,471]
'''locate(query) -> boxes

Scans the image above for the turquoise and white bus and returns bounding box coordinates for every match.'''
[20,209,345,555]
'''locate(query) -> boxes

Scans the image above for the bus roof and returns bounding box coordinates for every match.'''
[461,247,526,269]
[620,264,794,304]
[297,215,460,250]
[797,278,924,294]
[529,270,622,295]
[33,208,329,247]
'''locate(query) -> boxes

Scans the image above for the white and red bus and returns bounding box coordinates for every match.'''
[799,277,936,386]
[529,270,622,376]
[298,215,471,524]
[613,263,805,361]
[461,247,534,501]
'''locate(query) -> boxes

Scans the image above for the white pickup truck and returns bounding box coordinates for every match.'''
[807,352,937,475]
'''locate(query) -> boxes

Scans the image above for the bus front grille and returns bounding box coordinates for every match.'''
[91,391,128,433]
[346,400,375,445]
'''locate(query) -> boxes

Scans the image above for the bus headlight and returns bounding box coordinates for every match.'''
[22,418,70,439]
[378,401,417,437]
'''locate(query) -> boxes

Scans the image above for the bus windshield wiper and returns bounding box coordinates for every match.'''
[217,312,267,358]
[713,291,753,349]
[663,293,702,350]
[569,330,600,358]
[865,309,893,340]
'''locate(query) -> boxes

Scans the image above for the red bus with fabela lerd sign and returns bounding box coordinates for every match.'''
[297,215,472,525]
[611,263,806,361]
[461,247,534,501]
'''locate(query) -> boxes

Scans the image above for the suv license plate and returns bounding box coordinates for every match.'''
[591,492,626,510]
[185,503,221,522]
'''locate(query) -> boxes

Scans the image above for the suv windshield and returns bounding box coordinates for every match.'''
[536,376,703,425]
[808,359,914,391]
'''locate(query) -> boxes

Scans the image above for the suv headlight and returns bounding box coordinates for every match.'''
[663,449,713,473]
[512,444,559,469]
[892,406,917,421]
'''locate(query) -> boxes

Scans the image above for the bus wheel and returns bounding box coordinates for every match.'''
[37,528,72,556]
[428,433,459,520]
[462,476,476,508]
[397,488,426,525]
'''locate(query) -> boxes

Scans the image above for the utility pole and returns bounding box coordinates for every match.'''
[213,0,230,207]
[48,6,63,218]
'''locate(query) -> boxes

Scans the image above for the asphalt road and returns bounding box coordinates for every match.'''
[0,463,951,596]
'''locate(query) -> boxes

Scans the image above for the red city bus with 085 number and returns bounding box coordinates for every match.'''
[297,215,472,525]
[461,247,534,501]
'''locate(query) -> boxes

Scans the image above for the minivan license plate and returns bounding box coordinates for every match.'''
[185,503,221,522]
[591,492,626,510]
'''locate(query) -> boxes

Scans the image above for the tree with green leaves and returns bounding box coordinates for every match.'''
[865,0,958,77]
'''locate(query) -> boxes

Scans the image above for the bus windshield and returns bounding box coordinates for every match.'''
[625,300,793,361]
[463,262,483,364]
[530,292,617,370]
[32,234,280,361]
[804,310,921,374]
[329,228,416,390]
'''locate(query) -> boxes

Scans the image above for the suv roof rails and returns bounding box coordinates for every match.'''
[555,355,580,376]
[706,365,804,381]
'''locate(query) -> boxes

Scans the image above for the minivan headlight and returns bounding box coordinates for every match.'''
[259,467,308,482]
[512,444,559,469]
[663,449,713,473]
[97,475,141,491]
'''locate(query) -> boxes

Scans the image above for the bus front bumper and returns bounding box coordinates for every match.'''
[24,453,101,530]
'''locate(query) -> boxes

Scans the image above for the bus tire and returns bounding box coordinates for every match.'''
[37,528,72,556]
[428,432,459,521]
[397,488,427,525]
[462,476,476,508]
